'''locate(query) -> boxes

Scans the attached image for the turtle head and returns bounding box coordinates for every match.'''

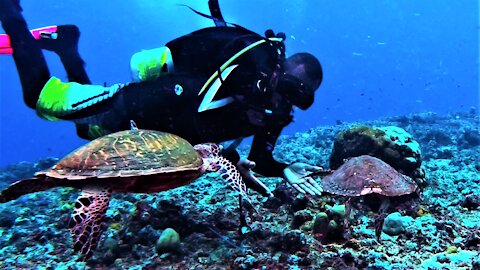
[193,143,222,173]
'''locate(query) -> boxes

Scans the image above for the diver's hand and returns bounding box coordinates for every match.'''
[237,159,273,197]
[283,162,324,195]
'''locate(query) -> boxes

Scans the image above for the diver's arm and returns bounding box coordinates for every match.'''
[247,126,288,177]
[248,125,323,195]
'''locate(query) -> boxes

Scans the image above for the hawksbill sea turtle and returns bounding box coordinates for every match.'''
[0,122,251,259]
[309,155,419,240]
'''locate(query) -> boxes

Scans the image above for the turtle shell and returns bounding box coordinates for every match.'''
[39,130,203,180]
[321,155,418,197]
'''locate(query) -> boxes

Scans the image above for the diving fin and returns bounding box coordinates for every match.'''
[0,33,12,54]
[0,25,58,55]
[36,76,123,121]
[130,46,174,82]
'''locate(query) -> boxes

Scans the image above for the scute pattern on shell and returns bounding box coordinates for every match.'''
[41,130,203,179]
[321,155,418,197]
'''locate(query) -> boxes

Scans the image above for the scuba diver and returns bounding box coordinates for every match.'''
[0,0,324,197]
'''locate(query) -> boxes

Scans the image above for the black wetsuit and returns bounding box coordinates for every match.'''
[2,13,293,177]
[84,26,294,177]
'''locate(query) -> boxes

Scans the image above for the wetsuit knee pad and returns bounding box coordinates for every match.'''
[130,46,174,82]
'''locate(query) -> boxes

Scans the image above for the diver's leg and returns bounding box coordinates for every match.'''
[0,0,50,109]
[38,25,91,85]
[37,25,92,139]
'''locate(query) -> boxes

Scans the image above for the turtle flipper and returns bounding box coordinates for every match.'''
[375,198,391,241]
[194,143,255,207]
[69,184,112,259]
[0,177,66,203]
[215,156,257,209]
[216,157,247,195]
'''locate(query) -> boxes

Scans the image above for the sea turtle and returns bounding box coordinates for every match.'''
[0,123,250,258]
[310,155,419,240]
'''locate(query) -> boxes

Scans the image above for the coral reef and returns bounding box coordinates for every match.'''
[156,228,181,254]
[329,125,426,187]
[0,110,478,269]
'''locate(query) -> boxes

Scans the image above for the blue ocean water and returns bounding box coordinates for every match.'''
[0,0,478,166]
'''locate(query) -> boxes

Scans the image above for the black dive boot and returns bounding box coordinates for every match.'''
[37,24,80,55]
[36,24,92,139]
[37,24,91,84]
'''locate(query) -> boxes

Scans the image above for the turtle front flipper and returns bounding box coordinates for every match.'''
[0,177,67,203]
[214,155,261,234]
[69,184,112,259]
[215,156,248,197]
[215,156,260,212]
[194,143,254,207]
[374,198,391,241]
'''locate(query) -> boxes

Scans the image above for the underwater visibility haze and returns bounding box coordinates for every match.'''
[0,0,479,269]
[0,0,477,166]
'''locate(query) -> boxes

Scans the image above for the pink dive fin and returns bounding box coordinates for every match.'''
[0,25,58,55]
[0,34,12,54]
